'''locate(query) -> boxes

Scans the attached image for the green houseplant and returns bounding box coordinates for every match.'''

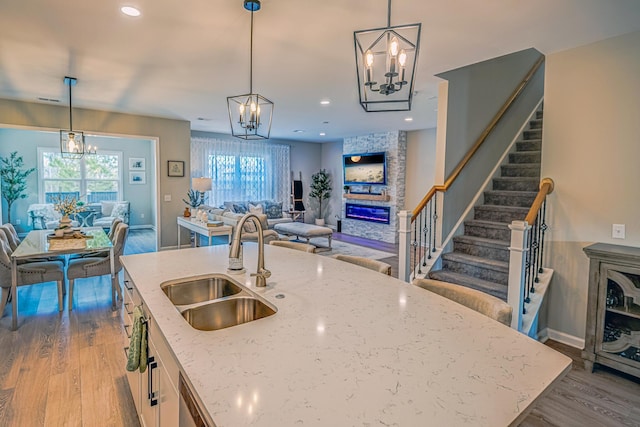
[0,152,35,224]
[309,169,332,225]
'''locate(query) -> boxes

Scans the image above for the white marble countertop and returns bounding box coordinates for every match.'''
[121,244,571,427]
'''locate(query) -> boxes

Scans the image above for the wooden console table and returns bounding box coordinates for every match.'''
[583,243,640,378]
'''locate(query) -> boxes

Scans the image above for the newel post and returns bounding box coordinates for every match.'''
[398,210,412,282]
[508,220,530,331]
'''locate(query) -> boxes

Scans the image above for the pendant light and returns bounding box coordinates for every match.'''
[60,76,86,158]
[227,0,274,140]
[354,0,421,112]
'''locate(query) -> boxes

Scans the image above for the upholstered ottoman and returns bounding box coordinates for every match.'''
[274,222,333,250]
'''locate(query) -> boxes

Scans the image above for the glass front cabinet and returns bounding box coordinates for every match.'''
[583,243,640,378]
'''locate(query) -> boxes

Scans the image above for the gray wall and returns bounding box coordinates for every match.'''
[321,140,343,226]
[437,48,544,237]
[0,128,154,232]
[405,128,437,211]
[539,30,640,344]
[0,98,190,249]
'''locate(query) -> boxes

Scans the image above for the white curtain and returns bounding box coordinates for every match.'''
[191,136,291,208]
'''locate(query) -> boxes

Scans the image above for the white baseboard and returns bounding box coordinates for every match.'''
[129,224,155,230]
[538,327,585,349]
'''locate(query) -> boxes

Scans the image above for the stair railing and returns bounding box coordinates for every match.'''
[398,55,545,282]
[507,177,554,330]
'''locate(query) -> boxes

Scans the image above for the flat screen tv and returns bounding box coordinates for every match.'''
[343,152,386,185]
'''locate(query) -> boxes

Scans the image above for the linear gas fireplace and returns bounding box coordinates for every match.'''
[345,203,390,224]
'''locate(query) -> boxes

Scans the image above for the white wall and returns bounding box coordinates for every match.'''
[542,30,640,341]
[405,129,437,211]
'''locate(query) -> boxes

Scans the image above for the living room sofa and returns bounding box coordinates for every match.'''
[200,200,292,244]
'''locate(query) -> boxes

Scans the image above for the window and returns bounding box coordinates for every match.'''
[210,154,267,200]
[191,136,290,207]
[38,148,123,204]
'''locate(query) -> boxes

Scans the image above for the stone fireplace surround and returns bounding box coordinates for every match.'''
[342,131,407,244]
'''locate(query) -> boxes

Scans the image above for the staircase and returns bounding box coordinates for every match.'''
[428,108,543,300]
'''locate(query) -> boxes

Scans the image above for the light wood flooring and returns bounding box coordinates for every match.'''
[2,229,640,426]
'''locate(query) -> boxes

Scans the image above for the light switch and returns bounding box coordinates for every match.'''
[612,224,625,239]
[164,194,172,202]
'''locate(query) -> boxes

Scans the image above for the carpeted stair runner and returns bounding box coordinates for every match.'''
[429,108,543,301]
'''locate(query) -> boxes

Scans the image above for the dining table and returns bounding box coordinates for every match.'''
[10,227,114,330]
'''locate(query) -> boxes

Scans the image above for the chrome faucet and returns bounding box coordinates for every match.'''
[229,213,271,287]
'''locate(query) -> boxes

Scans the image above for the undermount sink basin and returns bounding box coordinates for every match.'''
[161,274,243,306]
[181,297,277,331]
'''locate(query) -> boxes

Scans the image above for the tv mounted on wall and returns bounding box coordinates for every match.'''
[343,152,386,185]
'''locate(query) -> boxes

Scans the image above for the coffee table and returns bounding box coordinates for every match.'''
[273,222,333,250]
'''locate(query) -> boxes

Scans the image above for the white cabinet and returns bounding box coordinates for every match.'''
[123,272,180,427]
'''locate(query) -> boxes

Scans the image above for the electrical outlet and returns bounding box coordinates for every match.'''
[140,213,144,218]
[164,194,171,202]
[612,224,625,239]
[15,219,21,225]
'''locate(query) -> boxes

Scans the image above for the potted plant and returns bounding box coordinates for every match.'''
[309,169,332,225]
[0,151,35,224]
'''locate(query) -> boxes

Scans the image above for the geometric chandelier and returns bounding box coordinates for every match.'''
[227,0,274,140]
[354,0,421,112]
[60,76,86,159]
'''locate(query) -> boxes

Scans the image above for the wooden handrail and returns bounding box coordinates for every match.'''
[412,55,545,221]
[525,178,554,225]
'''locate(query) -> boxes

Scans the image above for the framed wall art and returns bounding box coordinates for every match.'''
[168,160,184,177]
[129,171,146,184]
[129,157,146,170]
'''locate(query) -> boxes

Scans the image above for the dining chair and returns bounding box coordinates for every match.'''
[0,238,66,315]
[66,223,129,310]
[0,223,20,251]
[332,254,392,275]
[412,278,513,326]
[108,218,123,241]
[269,240,316,253]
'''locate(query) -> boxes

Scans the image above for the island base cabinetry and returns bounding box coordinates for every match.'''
[583,243,640,379]
[123,272,180,427]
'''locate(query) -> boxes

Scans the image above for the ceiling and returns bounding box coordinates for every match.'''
[1,0,639,143]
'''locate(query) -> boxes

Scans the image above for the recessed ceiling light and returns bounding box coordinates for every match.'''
[196,117,213,121]
[293,130,305,133]
[121,6,141,17]
[404,117,413,122]
[319,132,326,136]
[320,100,330,105]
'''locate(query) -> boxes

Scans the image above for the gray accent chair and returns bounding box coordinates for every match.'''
[412,278,513,326]
[332,254,392,275]
[0,235,65,315]
[269,240,316,253]
[93,201,130,229]
[66,223,129,310]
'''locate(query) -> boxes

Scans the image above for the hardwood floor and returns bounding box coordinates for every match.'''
[2,229,640,426]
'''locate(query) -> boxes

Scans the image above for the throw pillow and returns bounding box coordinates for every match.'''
[233,203,248,214]
[265,201,283,219]
[242,213,268,233]
[111,202,129,221]
[248,203,264,215]
[101,201,116,217]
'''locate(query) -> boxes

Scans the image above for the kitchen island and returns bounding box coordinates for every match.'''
[121,244,571,426]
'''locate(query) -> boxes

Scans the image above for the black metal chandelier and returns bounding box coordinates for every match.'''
[227,0,274,140]
[60,76,86,158]
[354,0,421,112]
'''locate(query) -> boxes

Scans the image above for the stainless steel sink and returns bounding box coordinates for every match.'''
[161,274,243,306]
[181,297,277,331]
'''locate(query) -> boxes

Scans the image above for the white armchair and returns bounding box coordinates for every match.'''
[93,201,130,229]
